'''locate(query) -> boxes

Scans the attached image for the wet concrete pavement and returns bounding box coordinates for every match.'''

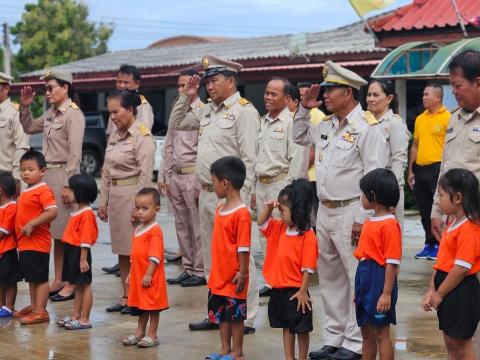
[1,211,479,360]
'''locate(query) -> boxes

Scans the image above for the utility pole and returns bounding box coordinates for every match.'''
[2,23,11,76]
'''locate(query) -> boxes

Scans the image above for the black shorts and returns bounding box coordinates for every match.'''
[207,291,247,324]
[435,270,480,339]
[268,287,313,334]
[130,307,167,316]
[18,250,49,283]
[0,249,21,285]
[61,243,92,285]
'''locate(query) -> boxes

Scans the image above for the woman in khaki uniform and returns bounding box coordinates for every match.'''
[98,89,155,313]
[19,71,85,301]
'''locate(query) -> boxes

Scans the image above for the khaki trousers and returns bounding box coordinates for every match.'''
[169,172,203,277]
[316,201,362,354]
[199,189,259,328]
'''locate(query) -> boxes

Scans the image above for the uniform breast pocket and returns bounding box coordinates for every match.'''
[334,140,356,168]
[199,118,211,138]
[269,132,286,152]
[467,132,480,160]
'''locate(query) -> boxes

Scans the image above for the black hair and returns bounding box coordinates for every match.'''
[425,81,444,99]
[448,50,480,82]
[367,79,399,114]
[53,79,81,109]
[68,173,98,204]
[20,150,46,169]
[0,170,16,198]
[438,168,480,222]
[270,77,293,96]
[118,64,141,82]
[180,69,198,77]
[277,179,313,234]
[297,81,312,89]
[210,156,246,190]
[289,85,300,103]
[137,187,161,206]
[359,168,400,208]
[107,89,141,116]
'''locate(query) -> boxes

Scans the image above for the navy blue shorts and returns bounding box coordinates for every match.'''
[355,259,398,328]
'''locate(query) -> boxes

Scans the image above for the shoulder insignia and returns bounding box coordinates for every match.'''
[140,95,148,104]
[363,111,378,126]
[323,114,334,121]
[11,102,19,111]
[138,123,151,136]
[238,98,250,106]
[199,102,205,109]
[70,102,80,110]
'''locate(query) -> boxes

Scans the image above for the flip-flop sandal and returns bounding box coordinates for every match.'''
[57,316,72,327]
[123,335,141,346]
[64,319,92,330]
[220,355,235,360]
[137,336,160,348]
[205,353,222,360]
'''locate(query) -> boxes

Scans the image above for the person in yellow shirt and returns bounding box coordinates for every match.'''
[407,82,450,260]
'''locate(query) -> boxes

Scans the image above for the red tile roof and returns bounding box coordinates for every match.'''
[369,0,480,32]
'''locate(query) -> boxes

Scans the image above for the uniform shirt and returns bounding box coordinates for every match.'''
[208,204,251,299]
[19,98,85,186]
[0,98,29,179]
[432,107,480,218]
[128,222,168,310]
[62,207,98,248]
[169,92,259,200]
[307,108,325,181]
[260,218,318,288]
[434,218,480,275]
[353,215,402,267]
[15,182,57,253]
[0,201,17,255]
[413,106,450,166]
[106,96,154,135]
[100,120,155,208]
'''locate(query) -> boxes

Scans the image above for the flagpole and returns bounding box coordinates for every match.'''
[349,0,380,43]
[451,0,468,37]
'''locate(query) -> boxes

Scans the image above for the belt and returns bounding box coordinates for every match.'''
[111,176,139,186]
[175,166,196,175]
[46,163,65,169]
[258,173,287,185]
[202,184,214,192]
[321,197,360,209]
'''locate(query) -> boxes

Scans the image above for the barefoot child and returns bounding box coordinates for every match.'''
[123,187,168,348]
[422,168,480,360]
[205,156,251,360]
[257,178,318,360]
[57,173,98,330]
[354,169,402,360]
[14,150,57,324]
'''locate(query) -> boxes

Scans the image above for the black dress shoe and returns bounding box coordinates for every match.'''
[114,270,121,277]
[189,318,219,331]
[102,263,119,274]
[309,345,339,359]
[167,271,191,285]
[165,254,182,263]
[181,275,207,287]
[259,286,272,297]
[120,306,131,315]
[243,326,255,335]
[105,303,126,312]
[327,347,361,360]
[49,292,75,302]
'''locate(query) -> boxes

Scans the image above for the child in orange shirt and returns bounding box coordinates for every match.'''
[14,150,58,325]
[353,169,401,360]
[123,188,168,348]
[0,171,20,318]
[206,156,251,360]
[422,169,480,359]
[57,174,98,330]
[257,178,318,360]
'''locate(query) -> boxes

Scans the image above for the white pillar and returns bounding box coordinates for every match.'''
[396,79,407,122]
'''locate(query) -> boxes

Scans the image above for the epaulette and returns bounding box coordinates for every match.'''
[238,98,250,106]
[70,102,80,110]
[363,111,378,126]
[138,123,151,136]
[323,114,334,121]
[140,95,148,104]
[11,102,19,111]
[198,102,205,109]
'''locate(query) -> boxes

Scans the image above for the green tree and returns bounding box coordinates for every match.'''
[11,0,113,72]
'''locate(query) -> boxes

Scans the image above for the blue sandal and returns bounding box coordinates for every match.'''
[205,353,222,360]
[220,355,235,360]
[0,306,12,318]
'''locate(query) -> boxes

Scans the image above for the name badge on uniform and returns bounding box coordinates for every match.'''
[446,127,453,133]
[473,127,480,132]
[321,134,328,140]
[223,113,236,121]
[341,132,356,143]
[205,113,211,118]
[273,127,284,133]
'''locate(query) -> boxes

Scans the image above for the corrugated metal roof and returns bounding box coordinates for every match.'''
[370,0,480,32]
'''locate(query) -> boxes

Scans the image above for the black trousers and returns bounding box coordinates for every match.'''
[413,162,441,245]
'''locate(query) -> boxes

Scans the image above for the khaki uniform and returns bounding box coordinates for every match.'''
[100,120,155,255]
[106,95,154,135]
[160,97,204,277]
[170,91,259,327]
[20,98,85,238]
[293,104,387,353]
[0,98,29,179]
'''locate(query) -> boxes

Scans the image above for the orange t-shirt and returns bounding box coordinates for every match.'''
[434,218,480,275]
[260,218,318,288]
[208,204,251,299]
[353,215,402,267]
[0,201,17,255]
[16,183,57,253]
[62,207,98,248]
[128,223,168,310]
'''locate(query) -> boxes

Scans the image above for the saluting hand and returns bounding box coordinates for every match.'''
[20,86,36,107]
[300,84,322,109]
[182,75,201,98]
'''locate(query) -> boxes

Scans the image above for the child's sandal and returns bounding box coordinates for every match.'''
[205,353,222,360]
[56,316,72,327]
[137,336,159,348]
[64,320,92,330]
[122,335,141,346]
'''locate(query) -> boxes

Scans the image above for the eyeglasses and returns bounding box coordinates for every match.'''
[44,84,61,93]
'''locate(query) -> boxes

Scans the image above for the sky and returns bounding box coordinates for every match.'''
[0,0,412,52]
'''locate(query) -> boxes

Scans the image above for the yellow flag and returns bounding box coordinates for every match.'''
[349,0,395,16]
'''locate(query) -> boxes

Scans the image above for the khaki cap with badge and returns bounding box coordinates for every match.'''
[201,54,243,78]
[40,70,73,84]
[0,72,13,85]
[321,60,367,90]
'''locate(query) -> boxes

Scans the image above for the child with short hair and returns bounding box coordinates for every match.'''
[205,156,251,360]
[422,168,480,360]
[257,178,318,360]
[57,173,98,330]
[354,168,402,360]
[0,171,20,318]
[14,150,58,325]
[123,187,168,348]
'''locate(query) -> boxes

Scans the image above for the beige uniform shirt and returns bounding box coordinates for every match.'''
[0,98,29,179]
[106,96,154,135]
[169,92,259,197]
[100,120,155,208]
[432,107,480,218]
[255,106,305,185]
[20,98,85,186]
